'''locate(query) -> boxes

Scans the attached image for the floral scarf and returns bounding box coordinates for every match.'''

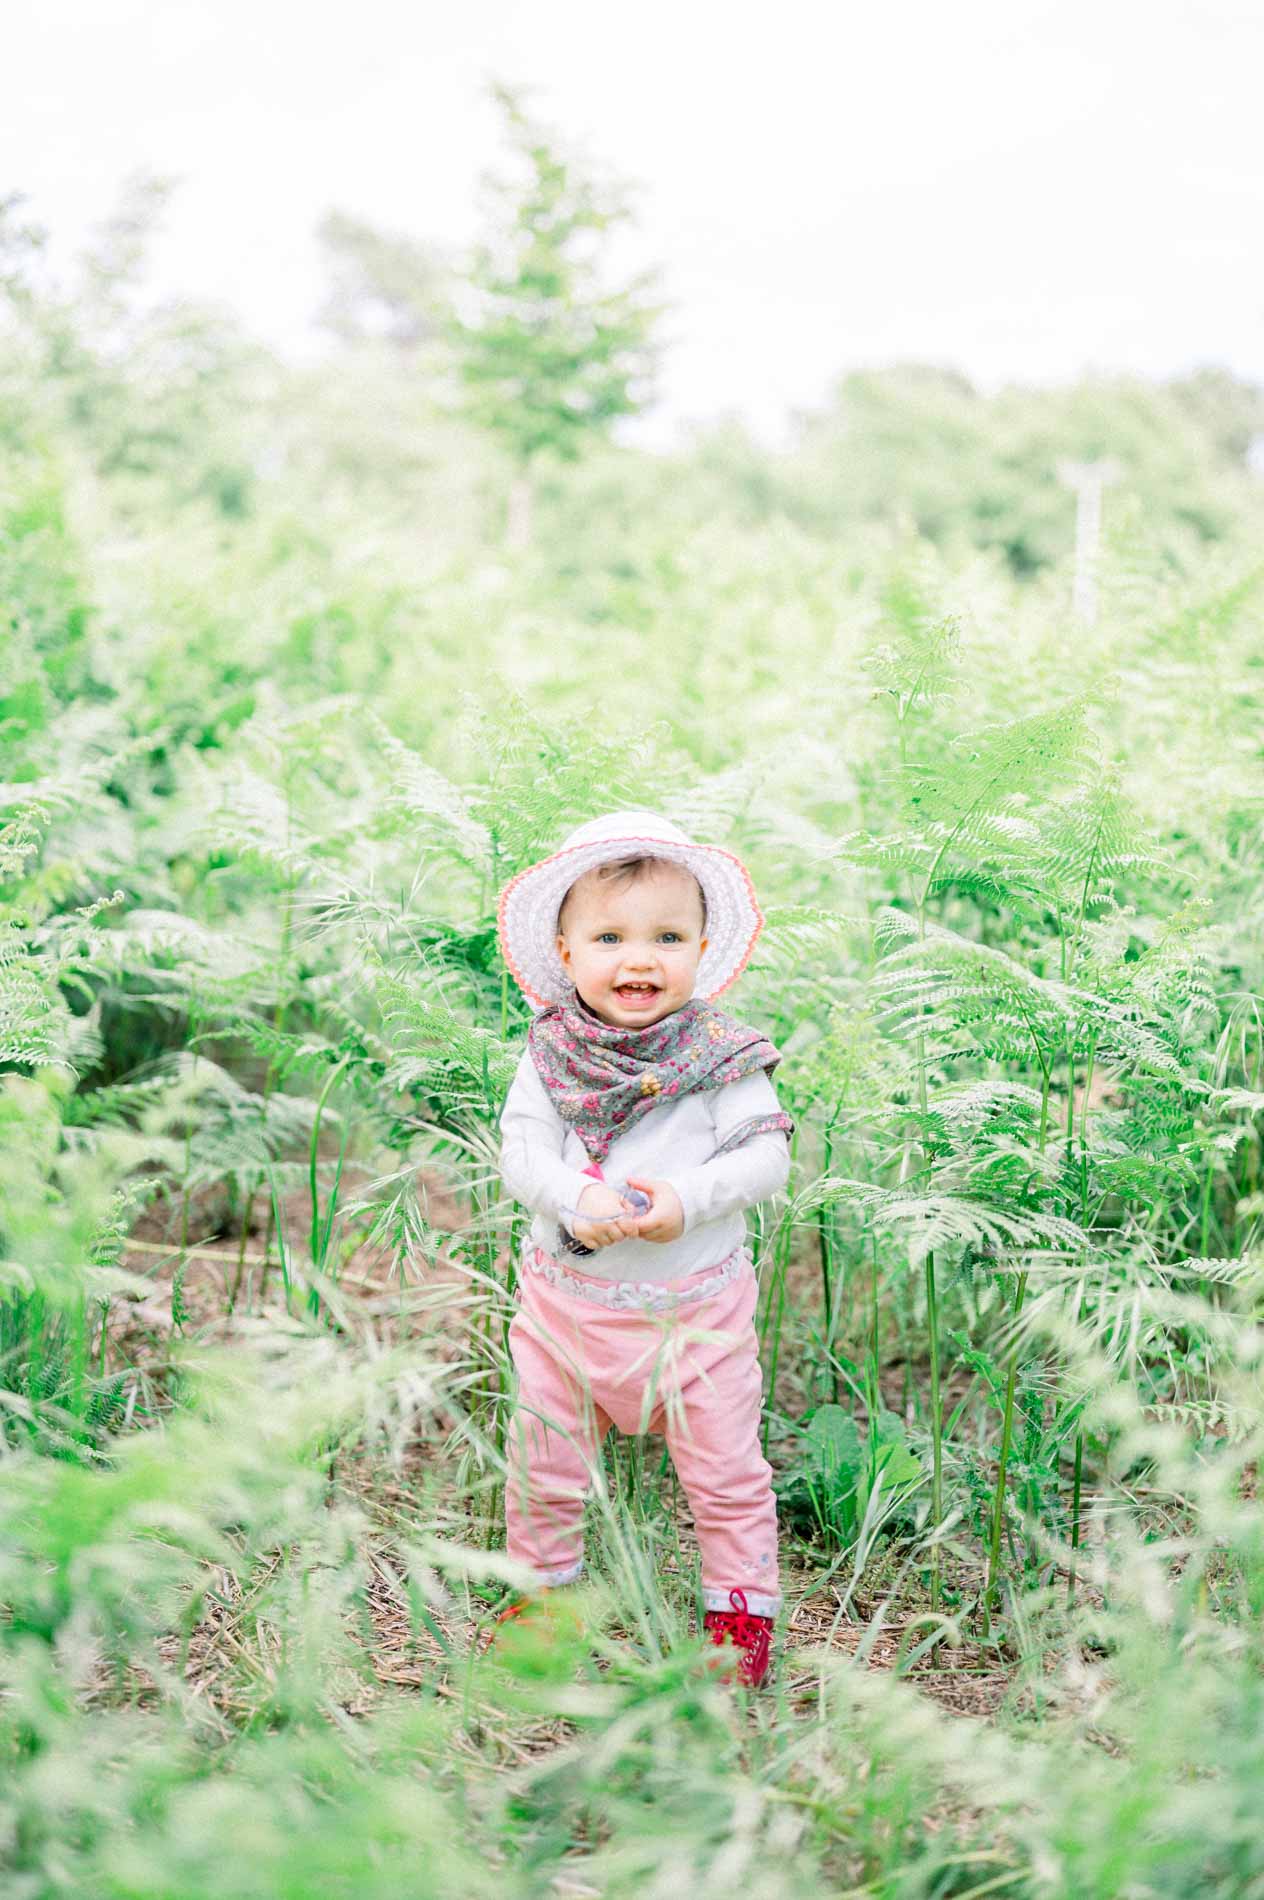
[528,994,795,1165]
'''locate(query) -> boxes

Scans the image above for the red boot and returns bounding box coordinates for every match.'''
[702,1588,775,1688]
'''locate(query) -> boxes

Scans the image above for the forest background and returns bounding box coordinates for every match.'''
[4,71,1264,1900]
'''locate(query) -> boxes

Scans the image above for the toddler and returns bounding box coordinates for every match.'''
[493,809,794,1686]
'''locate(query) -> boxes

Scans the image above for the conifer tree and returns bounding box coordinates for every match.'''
[452,82,662,550]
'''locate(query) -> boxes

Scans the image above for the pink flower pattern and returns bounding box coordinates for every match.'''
[526,996,793,1164]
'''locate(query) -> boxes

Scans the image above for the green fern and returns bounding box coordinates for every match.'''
[795,1172,1086,1265]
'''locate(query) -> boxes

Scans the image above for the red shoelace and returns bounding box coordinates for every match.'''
[701,1587,774,1687]
[488,1587,774,1685]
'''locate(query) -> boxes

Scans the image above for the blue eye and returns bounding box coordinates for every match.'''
[595,930,683,944]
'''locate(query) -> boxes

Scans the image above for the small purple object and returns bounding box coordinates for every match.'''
[559,1184,653,1224]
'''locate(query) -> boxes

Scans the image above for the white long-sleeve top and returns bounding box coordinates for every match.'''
[498,1045,793,1285]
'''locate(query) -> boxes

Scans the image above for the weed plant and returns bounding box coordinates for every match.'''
[3,382,1264,1895]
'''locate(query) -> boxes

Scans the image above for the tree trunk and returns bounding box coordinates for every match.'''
[505,468,534,553]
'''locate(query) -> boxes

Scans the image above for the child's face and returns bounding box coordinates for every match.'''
[556,862,709,1029]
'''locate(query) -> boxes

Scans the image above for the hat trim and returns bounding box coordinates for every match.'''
[496,833,765,1011]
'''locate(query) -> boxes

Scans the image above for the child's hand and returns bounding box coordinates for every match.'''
[619,1176,685,1244]
[570,1181,640,1250]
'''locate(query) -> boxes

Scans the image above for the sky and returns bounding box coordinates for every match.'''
[5,0,1264,447]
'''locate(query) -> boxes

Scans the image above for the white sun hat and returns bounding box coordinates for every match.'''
[497,809,765,1011]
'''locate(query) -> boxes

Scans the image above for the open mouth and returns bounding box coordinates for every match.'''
[615,984,660,1007]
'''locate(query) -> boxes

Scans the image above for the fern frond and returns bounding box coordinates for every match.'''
[872,906,920,953]
[364,710,493,869]
[1206,1085,1264,1118]
[789,997,914,1124]
[871,922,1080,1059]
[1033,771,1165,913]
[0,919,77,1070]
[659,758,768,842]
[858,612,961,711]
[795,1172,1085,1265]
[1080,996,1190,1082]
[453,688,665,877]
[903,700,1097,832]
[752,904,867,979]
[0,728,156,817]
[927,1078,1047,1129]
[368,952,515,1130]
[0,804,49,886]
[828,830,936,879]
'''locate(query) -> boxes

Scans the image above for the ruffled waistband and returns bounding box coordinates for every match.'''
[520,1241,752,1312]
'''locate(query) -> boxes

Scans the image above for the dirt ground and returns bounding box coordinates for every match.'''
[111,1171,1041,1723]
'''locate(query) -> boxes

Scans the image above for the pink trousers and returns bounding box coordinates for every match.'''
[504,1243,781,1615]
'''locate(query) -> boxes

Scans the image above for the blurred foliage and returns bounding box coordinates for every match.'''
[450,83,663,478]
[2,136,1264,1900]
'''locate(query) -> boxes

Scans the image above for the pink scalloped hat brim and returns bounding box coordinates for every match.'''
[496,833,765,1010]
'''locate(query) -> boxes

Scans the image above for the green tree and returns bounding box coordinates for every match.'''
[0,173,269,520]
[452,82,662,550]
[316,208,451,352]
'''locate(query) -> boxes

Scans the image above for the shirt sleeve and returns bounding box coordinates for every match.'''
[663,1070,793,1236]
[498,1046,599,1232]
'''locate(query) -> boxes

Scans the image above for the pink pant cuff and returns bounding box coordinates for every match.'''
[527,1558,585,1588]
